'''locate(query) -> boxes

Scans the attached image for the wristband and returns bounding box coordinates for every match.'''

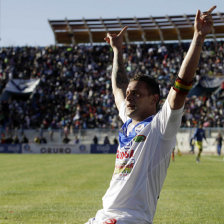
[173,76,193,95]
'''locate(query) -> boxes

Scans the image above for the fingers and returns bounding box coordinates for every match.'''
[201,5,216,18]
[104,26,128,44]
[207,5,216,14]
[104,33,117,44]
[104,36,110,44]
[196,5,216,20]
[118,26,128,37]
[196,6,216,26]
[195,6,216,35]
[201,13,214,26]
[196,9,201,21]
[104,33,111,44]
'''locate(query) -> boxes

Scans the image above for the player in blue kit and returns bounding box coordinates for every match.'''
[86,5,216,224]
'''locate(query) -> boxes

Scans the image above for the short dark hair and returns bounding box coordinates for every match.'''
[130,74,160,99]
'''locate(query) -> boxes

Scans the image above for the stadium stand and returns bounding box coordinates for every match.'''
[0,13,224,144]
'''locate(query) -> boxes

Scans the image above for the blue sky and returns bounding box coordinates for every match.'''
[0,0,222,46]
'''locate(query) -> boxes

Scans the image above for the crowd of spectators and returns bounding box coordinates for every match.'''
[0,40,224,136]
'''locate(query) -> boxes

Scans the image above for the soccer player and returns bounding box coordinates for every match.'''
[215,132,223,156]
[193,123,207,162]
[189,136,195,153]
[86,6,216,224]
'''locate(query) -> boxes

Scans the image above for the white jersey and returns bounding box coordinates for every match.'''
[87,99,183,224]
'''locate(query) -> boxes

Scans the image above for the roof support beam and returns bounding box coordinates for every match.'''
[117,17,129,43]
[150,16,164,43]
[65,17,76,45]
[166,15,182,43]
[82,17,93,44]
[134,17,146,42]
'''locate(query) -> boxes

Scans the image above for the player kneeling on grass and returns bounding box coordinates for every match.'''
[85,5,216,224]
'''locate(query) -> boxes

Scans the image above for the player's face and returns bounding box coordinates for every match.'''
[125,80,157,122]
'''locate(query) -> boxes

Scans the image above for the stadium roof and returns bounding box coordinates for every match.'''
[49,12,224,45]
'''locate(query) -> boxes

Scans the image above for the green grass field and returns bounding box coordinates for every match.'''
[0,154,224,224]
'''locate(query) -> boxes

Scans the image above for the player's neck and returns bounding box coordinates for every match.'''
[131,111,155,126]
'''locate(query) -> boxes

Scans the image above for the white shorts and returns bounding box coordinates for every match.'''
[85,217,117,224]
[85,209,150,224]
[85,217,149,224]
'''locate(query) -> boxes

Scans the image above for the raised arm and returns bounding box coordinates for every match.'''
[168,6,216,110]
[104,27,129,111]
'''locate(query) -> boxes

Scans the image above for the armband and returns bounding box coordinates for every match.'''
[173,76,193,95]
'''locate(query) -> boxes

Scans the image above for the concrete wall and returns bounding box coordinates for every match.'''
[2,127,223,155]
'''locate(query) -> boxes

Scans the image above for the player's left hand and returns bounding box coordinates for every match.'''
[104,26,128,51]
[195,5,216,37]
